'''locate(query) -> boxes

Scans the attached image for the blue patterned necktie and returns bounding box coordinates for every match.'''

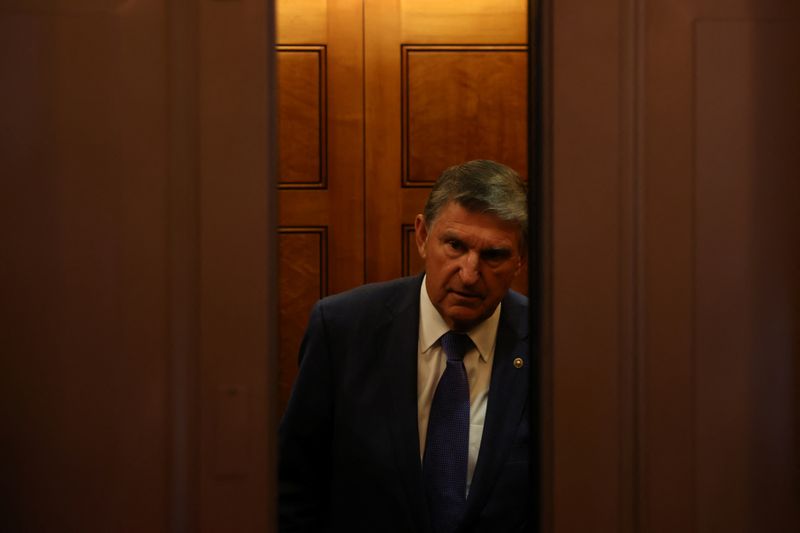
[424,331,472,533]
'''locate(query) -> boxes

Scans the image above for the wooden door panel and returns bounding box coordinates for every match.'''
[547,0,800,531]
[1,3,171,530]
[276,0,363,409]
[403,46,528,185]
[277,46,327,187]
[278,228,328,414]
[2,0,275,530]
[687,16,798,533]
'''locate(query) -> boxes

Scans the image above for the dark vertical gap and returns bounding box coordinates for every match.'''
[528,0,546,531]
[265,0,279,529]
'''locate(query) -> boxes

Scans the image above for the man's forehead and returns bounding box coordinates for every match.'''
[432,211,520,247]
[438,226,517,249]
[431,202,512,226]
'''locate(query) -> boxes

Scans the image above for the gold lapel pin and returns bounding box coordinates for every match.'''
[513,357,524,369]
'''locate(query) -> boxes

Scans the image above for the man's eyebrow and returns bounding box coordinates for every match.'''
[439,230,463,241]
[437,230,513,251]
[480,246,513,256]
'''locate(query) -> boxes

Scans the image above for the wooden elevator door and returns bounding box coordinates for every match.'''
[276,0,529,411]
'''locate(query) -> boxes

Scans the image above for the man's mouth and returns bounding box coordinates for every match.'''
[449,289,483,299]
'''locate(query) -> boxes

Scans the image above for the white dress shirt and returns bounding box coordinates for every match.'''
[417,275,500,495]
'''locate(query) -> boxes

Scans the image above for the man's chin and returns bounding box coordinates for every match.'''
[444,307,486,331]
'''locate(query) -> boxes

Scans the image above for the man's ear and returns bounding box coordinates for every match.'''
[414,214,428,259]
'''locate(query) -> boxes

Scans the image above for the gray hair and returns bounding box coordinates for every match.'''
[423,160,528,254]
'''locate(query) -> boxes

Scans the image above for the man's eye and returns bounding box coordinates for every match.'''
[481,249,512,262]
[446,240,464,251]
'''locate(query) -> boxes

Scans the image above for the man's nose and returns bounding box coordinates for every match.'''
[458,251,480,285]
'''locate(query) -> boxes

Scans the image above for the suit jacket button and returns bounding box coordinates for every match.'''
[513,357,524,369]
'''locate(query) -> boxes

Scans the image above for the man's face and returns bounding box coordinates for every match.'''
[415,201,525,331]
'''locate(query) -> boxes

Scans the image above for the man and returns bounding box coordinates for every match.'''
[279,160,533,532]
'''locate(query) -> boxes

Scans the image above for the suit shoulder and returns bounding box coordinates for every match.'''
[505,289,529,309]
[316,275,420,317]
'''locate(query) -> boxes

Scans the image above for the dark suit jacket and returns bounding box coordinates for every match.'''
[279,275,533,532]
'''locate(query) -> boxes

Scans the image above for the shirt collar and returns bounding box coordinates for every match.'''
[418,274,501,363]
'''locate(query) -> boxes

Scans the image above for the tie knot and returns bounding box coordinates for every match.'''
[440,331,472,362]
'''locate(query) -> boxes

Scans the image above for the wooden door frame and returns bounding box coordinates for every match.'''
[172,0,279,529]
[532,1,800,532]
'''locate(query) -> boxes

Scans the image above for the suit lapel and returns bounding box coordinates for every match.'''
[462,294,530,523]
[379,276,432,533]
